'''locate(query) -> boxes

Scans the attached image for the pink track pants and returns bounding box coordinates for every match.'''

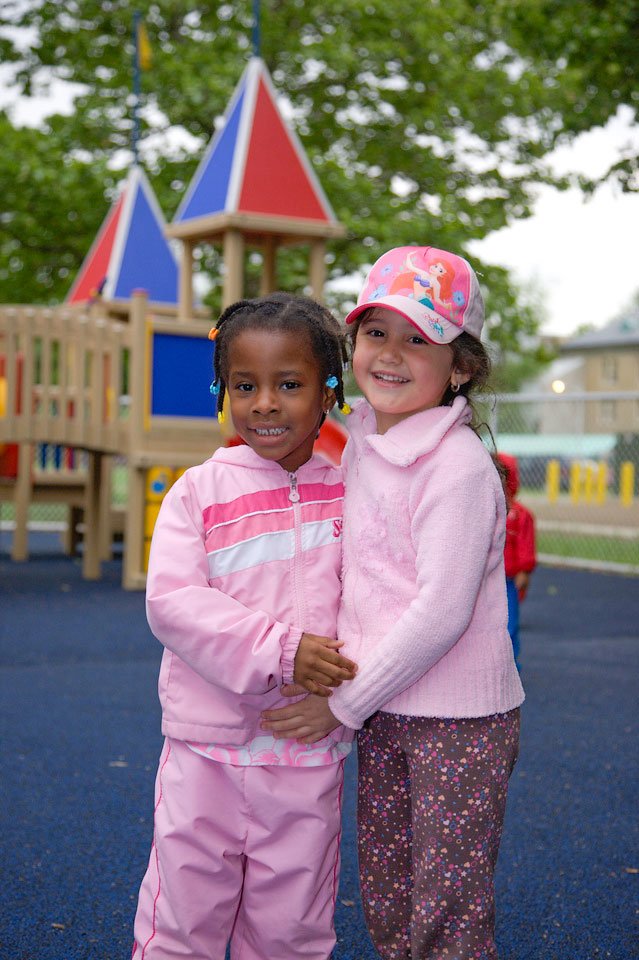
[132,738,345,960]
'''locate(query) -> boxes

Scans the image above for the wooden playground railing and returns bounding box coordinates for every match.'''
[0,294,220,587]
[0,303,130,452]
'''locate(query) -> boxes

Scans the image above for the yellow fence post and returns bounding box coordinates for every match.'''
[546,459,560,503]
[595,461,607,504]
[620,461,635,507]
[569,461,582,504]
[583,463,594,503]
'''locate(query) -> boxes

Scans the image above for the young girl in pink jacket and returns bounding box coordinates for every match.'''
[133,293,357,960]
[263,247,525,959]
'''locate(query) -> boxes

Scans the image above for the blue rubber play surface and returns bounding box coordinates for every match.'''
[1,532,637,959]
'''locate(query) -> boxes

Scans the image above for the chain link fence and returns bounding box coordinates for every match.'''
[490,391,639,575]
[2,393,638,574]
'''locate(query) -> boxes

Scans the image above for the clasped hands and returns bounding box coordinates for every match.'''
[261,632,357,744]
[293,632,356,698]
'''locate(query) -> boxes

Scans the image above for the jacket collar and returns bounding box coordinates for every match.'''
[211,443,332,477]
[349,396,472,466]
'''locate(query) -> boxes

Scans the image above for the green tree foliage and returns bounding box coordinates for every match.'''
[0,0,635,379]
[498,0,639,193]
[0,111,117,301]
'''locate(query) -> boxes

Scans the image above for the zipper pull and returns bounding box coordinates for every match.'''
[288,472,300,503]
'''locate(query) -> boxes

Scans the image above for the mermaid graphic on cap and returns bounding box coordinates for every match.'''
[390,250,455,311]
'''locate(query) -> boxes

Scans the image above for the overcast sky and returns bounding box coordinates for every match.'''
[2,62,637,340]
[472,108,639,339]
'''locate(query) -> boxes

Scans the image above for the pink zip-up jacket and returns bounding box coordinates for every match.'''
[146,444,353,745]
[329,397,525,730]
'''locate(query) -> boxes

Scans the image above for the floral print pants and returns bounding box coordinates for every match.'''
[357,709,520,960]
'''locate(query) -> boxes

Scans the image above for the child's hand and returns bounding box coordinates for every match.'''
[515,571,531,600]
[261,695,340,744]
[294,633,357,698]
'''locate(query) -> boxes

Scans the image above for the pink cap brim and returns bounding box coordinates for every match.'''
[344,295,463,345]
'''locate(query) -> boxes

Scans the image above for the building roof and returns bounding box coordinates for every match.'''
[562,308,639,352]
[66,166,179,306]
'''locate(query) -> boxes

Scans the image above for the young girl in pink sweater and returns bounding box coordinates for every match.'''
[263,247,525,959]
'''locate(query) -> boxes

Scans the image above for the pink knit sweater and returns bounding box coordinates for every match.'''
[329,398,525,730]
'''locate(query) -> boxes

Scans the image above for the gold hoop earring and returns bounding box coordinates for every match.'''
[451,381,460,393]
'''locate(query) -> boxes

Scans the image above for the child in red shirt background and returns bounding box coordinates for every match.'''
[497,452,537,672]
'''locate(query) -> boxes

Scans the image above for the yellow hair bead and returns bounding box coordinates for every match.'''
[208,327,219,341]
[340,402,352,415]
[217,409,225,424]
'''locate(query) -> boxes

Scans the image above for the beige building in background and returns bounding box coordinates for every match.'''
[560,309,639,434]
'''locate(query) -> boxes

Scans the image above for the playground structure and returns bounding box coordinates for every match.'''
[167,57,344,318]
[0,57,346,589]
[0,295,216,588]
[0,161,187,581]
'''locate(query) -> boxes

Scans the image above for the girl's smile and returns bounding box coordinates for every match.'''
[372,371,410,384]
[252,425,288,437]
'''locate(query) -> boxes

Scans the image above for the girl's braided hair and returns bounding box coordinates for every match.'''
[210,291,348,417]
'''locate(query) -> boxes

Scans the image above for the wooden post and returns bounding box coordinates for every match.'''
[36,308,52,438]
[82,449,102,580]
[178,240,194,322]
[4,308,17,430]
[309,239,327,302]
[91,315,106,446]
[259,237,277,294]
[21,309,35,439]
[123,464,146,590]
[123,291,149,589]
[222,229,245,306]
[218,231,243,434]
[55,309,70,447]
[98,454,113,561]
[127,292,148,460]
[12,442,33,561]
[69,311,86,449]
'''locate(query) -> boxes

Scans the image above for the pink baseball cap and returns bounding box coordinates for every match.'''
[344,245,485,344]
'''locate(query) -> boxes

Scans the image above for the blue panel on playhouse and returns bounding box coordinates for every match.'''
[116,188,179,304]
[151,333,217,418]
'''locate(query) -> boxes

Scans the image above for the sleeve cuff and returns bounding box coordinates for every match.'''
[325,692,365,731]
[280,627,303,685]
